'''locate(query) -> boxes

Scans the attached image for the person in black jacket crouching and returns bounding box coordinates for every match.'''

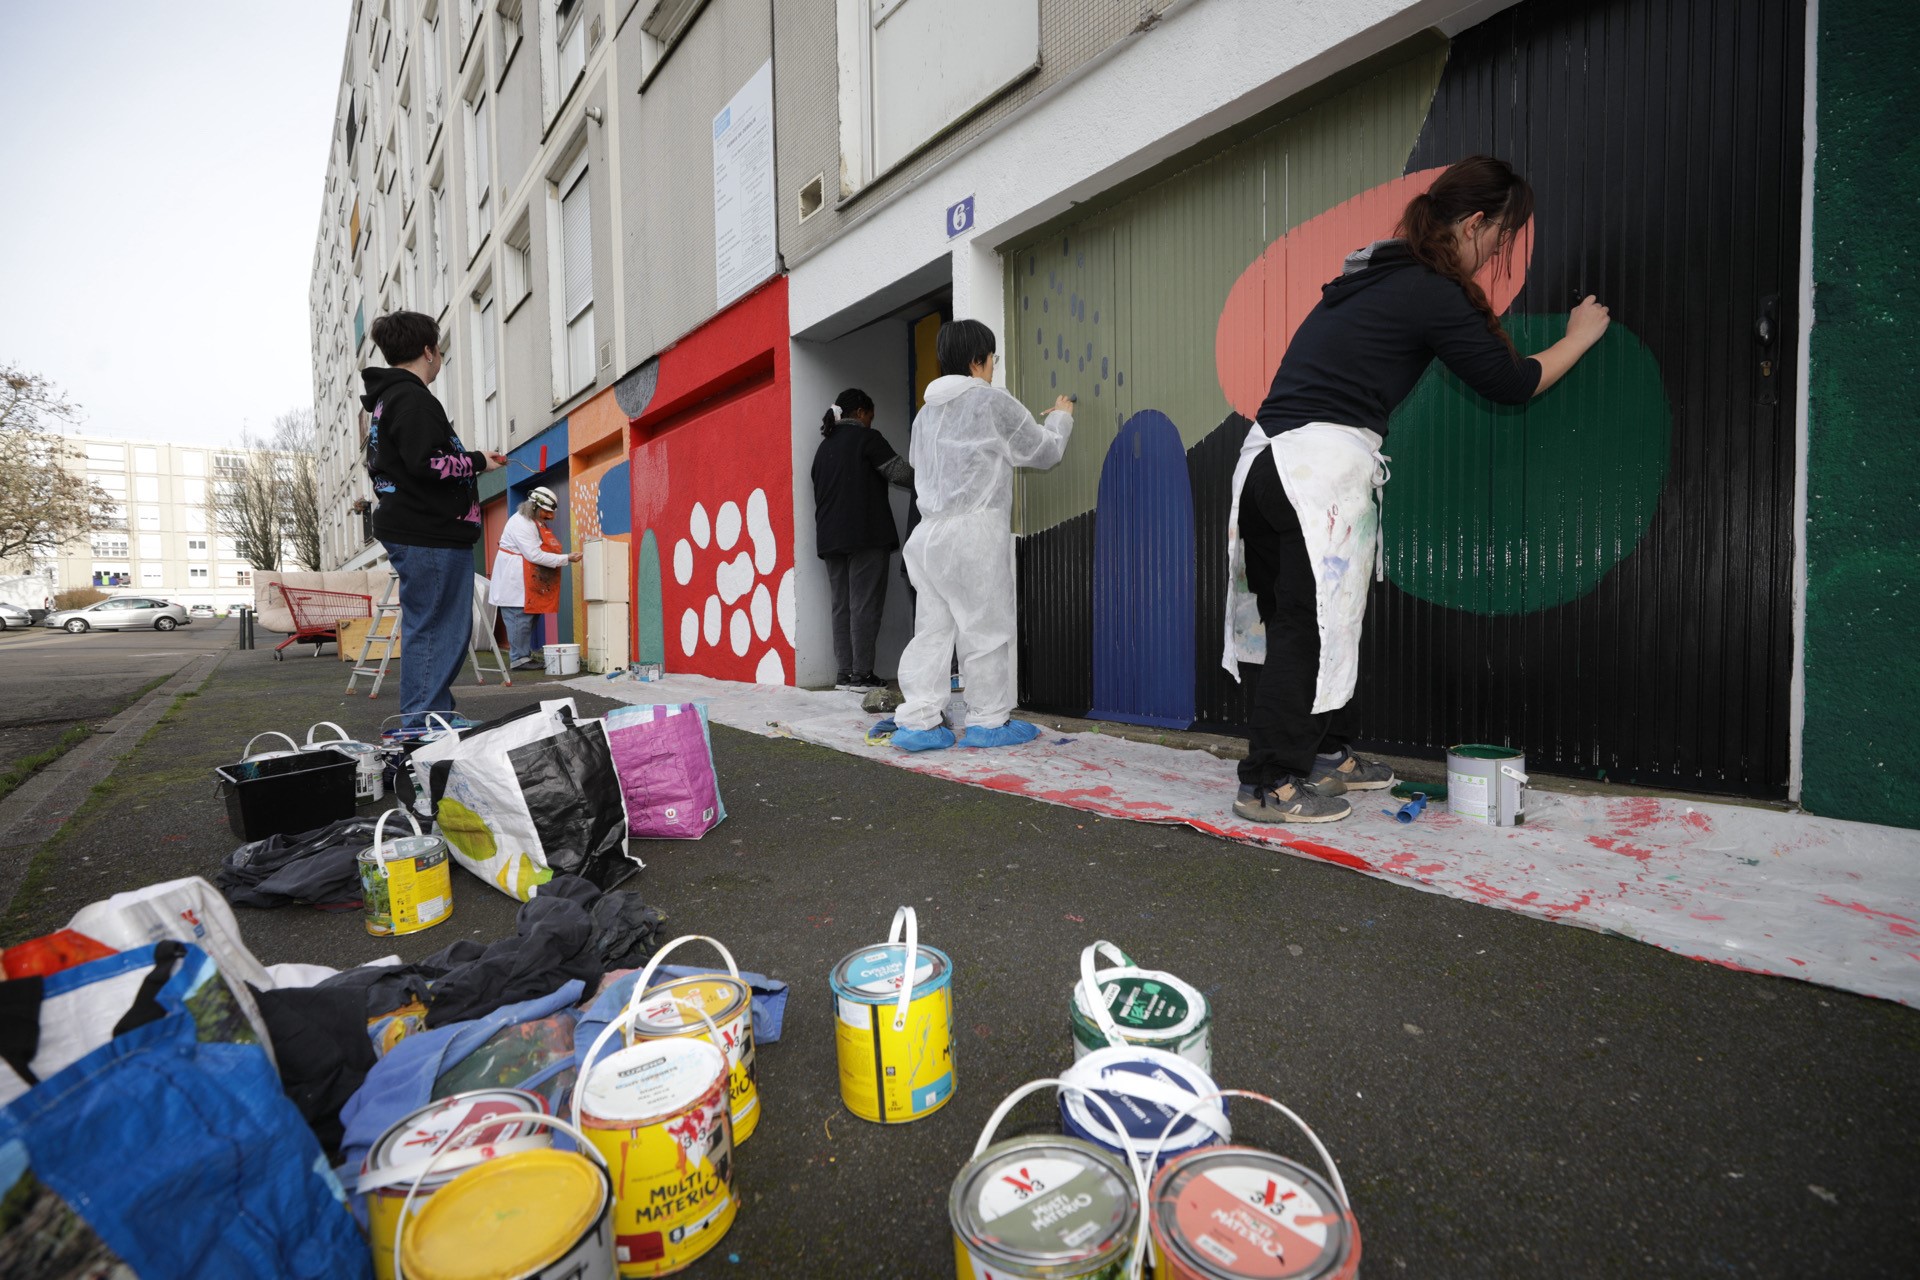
[361,311,507,732]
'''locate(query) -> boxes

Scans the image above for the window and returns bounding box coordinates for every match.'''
[189,567,210,585]
[396,103,415,216]
[837,0,1038,190]
[497,0,524,76]
[94,505,127,531]
[214,453,246,478]
[139,565,165,588]
[466,89,492,253]
[220,564,249,587]
[138,534,162,559]
[134,446,158,473]
[429,177,449,311]
[180,451,207,477]
[217,536,240,558]
[90,472,128,498]
[472,279,500,450]
[136,506,161,531]
[551,152,593,398]
[538,0,595,124]
[91,536,129,558]
[135,475,160,502]
[236,569,252,588]
[421,9,445,146]
[187,538,209,560]
[84,442,125,466]
[503,211,532,313]
[185,508,208,533]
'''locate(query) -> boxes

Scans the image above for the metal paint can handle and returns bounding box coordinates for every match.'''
[571,994,726,1136]
[887,905,918,1032]
[392,1110,609,1280]
[305,721,353,747]
[1078,939,1140,1050]
[1500,764,1529,785]
[972,1077,1153,1275]
[241,731,300,760]
[1144,1087,1351,1211]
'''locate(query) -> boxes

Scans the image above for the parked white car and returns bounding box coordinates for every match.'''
[44,597,192,633]
[189,604,217,619]
[0,602,32,631]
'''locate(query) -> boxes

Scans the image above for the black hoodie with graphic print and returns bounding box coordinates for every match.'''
[1254,239,1541,440]
[361,367,487,549]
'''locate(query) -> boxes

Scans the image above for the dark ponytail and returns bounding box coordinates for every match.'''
[820,387,875,437]
[1396,156,1534,355]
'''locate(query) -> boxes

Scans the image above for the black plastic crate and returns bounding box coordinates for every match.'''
[215,747,358,841]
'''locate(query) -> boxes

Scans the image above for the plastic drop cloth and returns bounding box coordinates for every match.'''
[897,376,1072,732]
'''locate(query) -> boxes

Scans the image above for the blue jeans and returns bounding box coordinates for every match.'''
[383,542,474,727]
[500,605,536,663]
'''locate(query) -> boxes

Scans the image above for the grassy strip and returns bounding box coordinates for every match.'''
[0,726,97,804]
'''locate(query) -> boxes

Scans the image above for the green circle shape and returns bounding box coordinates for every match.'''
[1383,315,1670,615]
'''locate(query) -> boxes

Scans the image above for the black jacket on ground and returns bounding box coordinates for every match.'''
[811,421,903,558]
[1254,240,1541,440]
[362,367,485,549]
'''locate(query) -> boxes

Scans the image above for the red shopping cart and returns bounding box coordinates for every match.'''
[274,584,372,660]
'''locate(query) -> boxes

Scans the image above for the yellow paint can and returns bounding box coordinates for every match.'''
[398,1141,617,1280]
[359,808,454,938]
[624,936,761,1144]
[573,1034,737,1277]
[830,905,955,1124]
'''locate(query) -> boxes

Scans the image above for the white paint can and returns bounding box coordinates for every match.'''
[543,644,581,676]
[1446,744,1529,826]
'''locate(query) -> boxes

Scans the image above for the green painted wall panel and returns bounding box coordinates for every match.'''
[1802,0,1920,829]
[1005,44,1448,535]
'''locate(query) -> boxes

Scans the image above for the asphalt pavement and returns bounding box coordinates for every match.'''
[3,645,1917,1277]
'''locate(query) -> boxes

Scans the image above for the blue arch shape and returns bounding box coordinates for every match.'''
[1091,410,1196,728]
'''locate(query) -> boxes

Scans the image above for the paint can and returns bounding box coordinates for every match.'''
[572,1023,736,1277]
[392,1112,616,1280]
[623,935,761,1144]
[1446,744,1529,826]
[359,808,454,937]
[1146,1090,1360,1280]
[830,905,956,1124]
[951,1077,1148,1280]
[360,1088,552,1280]
[544,643,581,676]
[304,720,386,801]
[239,731,304,765]
[1070,941,1212,1073]
[1059,1046,1229,1172]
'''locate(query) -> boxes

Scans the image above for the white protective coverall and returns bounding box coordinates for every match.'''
[896,375,1073,731]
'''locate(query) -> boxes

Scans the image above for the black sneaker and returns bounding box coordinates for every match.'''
[1308,751,1396,794]
[833,671,856,690]
[1233,779,1351,824]
[846,671,886,691]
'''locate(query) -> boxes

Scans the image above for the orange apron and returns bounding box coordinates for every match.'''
[519,521,564,614]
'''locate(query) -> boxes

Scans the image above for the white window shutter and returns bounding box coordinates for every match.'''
[561,169,592,319]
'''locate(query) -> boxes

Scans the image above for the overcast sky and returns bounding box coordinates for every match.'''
[0,1,351,448]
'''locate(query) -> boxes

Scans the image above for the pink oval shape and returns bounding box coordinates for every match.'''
[1215,166,1534,419]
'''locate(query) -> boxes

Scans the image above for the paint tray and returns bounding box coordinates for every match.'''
[215,747,359,842]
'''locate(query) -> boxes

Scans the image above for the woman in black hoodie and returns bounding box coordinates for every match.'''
[361,311,507,731]
[1224,157,1611,825]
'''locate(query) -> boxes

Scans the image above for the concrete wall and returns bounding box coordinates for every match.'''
[1801,0,1920,829]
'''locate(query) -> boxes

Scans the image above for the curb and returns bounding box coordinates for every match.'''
[0,650,226,909]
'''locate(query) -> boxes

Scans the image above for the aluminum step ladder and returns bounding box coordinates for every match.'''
[346,572,514,699]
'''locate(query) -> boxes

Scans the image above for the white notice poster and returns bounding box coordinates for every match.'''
[713,59,777,309]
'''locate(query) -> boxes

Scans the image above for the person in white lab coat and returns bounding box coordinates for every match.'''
[890,320,1074,752]
[487,486,579,669]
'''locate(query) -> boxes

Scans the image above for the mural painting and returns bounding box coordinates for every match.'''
[1007,0,1802,798]
[625,279,796,684]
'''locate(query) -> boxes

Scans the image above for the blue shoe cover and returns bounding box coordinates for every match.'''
[865,717,898,746]
[958,719,1042,748]
[891,725,956,753]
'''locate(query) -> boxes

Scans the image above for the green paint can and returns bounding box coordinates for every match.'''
[1069,941,1212,1074]
[1447,744,1528,827]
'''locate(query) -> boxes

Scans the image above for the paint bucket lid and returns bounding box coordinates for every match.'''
[829,941,953,1005]
[399,1149,608,1280]
[1149,1146,1359,1280]
[1070,967,1209,1046]
[360,1088,551,1196]
[1058,1046,1227,1166]
[949,1136,1139,1275]
[578,1038,727,1127]
[362,834,449,865]
[1447,743,1522,761]
[630,974,750,1039]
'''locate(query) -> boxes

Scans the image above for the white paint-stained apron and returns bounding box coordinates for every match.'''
[1221,422,1389,714]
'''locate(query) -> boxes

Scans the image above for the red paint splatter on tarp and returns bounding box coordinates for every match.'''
[1691,913,1726,921]
[1818,896,1919,925]
[1588,835,1655,862]
[1384,853,1420,869]
[1681,810,1713,832]
[1889,923,1918,938]
[1415,863,1447,875]
[1608,796,1665,833]
[1787,957,1808,966]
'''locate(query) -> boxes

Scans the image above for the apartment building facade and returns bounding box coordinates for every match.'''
[309,0,1914,827]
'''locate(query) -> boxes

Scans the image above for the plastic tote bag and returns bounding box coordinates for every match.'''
[0,942,369,1278]
[603,702,727,840]
[410,698,636,902]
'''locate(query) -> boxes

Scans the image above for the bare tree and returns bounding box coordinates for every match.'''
[209,429,285,572]
[273,408,321,572]
[0,364,109,566]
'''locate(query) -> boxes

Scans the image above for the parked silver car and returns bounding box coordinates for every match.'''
[0,602,32,631]
[44,597,191,633]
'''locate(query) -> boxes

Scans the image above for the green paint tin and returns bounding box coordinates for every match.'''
[1069,942,1212,1074]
